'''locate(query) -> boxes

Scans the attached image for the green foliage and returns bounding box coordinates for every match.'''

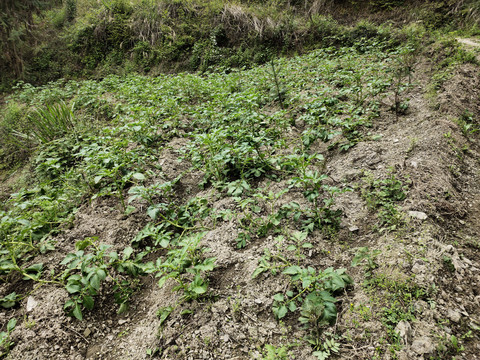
[65,0,77,22]
[61,237,148,319]
[0,317,17,357]
[352,246,382,283]
[261,344,289,360]
[361,171,409,230]
[15,101,76,145]
[154,232,216,302]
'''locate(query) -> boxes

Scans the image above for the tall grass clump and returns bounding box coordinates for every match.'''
[15,101,76,145]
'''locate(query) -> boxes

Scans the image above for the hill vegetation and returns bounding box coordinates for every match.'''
[1,0,480,91]
[0,1,480,359]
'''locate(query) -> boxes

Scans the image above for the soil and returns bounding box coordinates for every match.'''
[2,40,480,359]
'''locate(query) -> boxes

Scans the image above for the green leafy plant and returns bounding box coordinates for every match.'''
[361,171,409,230]
[272,265,352,334]
[0,318,16,357]
[154,232,216,302]
[61,237,148,319]
[352,247,382,280]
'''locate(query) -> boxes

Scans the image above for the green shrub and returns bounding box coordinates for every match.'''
[65,0,77,23]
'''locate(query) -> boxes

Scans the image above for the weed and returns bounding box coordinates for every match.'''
[442,255,455,272]
[261,344,289,360]
[361,171,409,230]
[351,247,381,281]
[0,318,16,357]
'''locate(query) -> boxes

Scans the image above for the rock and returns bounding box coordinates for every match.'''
[411,259,426,274]
[445,245,455,254]
[447,309,461,323]
[118,319,129,325]
[408,211,428,220]
[349,226,359,232]
[411,337,435,355]
[26,296,38,312]
[394,320,412,345]
[83,328,92,337]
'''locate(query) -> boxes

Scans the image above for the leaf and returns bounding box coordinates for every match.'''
[90,274,101,291]
[75,238,92,251]
[6,318,16,332]
[132,173,145,180]
[273,293,284,302]
[65,284,81,294]
[288,301,297,312]
[117,302,128,315]
[158,306,173,326]
[125,205,136,215]
[283,265,302,276]
[276,305,288,319]
[158,276,168,288]
[94,175,103,184]
[0,292,17,309]
[191,285,207,294]
[25,263,43,272]
[252,266,267,279]
[123,246,134,259]
[97,268,107,282]
[147,205,161,220]
[72,304,83,320]
[83,295,94,310]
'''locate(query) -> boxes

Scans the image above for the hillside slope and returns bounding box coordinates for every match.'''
[1,34,480,359]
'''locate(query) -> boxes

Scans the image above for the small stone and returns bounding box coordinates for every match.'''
[445,245,455,254]
[254,298,263,305]
[118,319,128,325]
[26,296,38,312]
[410,161,418,168]
[411,337,435,355]
[220,334,230,342]
[349,226,359,232]
[447,309,461,323]
[408,211,428,220]
[411,263,425,274]
[394,320,412,345]
[83,328,92,337]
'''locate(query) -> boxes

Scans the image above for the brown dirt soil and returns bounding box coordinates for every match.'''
[2,47,480,360]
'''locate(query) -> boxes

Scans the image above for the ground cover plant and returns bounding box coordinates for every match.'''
[1,9,480,359]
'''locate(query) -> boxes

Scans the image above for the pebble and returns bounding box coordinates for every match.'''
[447,309,461,323]
[394,320,412,345]
[26,296,38,312]
[411,337,435,355]
[408,211,428,220]
[445,245,455,254]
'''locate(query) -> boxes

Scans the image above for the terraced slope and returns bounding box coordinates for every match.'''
[1,38,480,359]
